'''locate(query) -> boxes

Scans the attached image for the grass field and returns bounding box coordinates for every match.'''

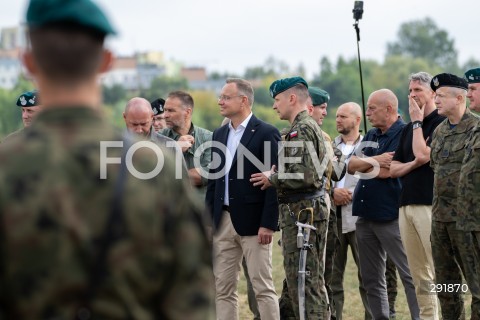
[236,232,472,319]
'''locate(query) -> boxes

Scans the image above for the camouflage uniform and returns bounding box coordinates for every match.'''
[457,122,480,318]
[385,256,398,318]
[321,130,345,319]
[0,107,215,319]
[1,128,23,144]
[269,110,330,319]
[430,109,480,319]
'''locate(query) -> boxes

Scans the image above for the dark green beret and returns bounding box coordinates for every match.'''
[269,76,308,98]
[151,98,165,115]
[26,0,116,36]
[430,73,468,92]
[16,90,39,107]
[308,87,330,106]
[465,68,480,84]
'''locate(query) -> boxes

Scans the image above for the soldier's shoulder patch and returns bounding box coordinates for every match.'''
[289,131,298,138]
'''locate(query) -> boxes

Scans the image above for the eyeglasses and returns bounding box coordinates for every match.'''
[218,95,244,101]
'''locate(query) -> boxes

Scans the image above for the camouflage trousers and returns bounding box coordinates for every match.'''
[431,221,480,320]
[278,197,330,319]
[385,255,398,316]
[325,206,339,319]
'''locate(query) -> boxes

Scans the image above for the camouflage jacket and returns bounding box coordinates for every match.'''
[1,127,24,144]
[430,109,480,222]
[322,130,346,193]
[457,119,480,231]
[270,110,328,196]
[0,107,214,320]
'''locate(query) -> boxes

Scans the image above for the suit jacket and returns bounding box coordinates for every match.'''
[206,114,280,236]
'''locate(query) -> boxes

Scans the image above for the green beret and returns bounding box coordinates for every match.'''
[151,98,165,115]
[26,0,116,36]
[269,76,308,98]
[430,73,468,92]
[465,68,480,84]
[308,87,330,106]
[16,90,39,107]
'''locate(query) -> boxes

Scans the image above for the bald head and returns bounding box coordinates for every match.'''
[370,89,398,113]
[338,102,362,117]
[336,102,362,136]
[366,89,399,132]
[123,97,154,137]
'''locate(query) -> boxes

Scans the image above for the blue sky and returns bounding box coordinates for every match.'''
[1,0,478,78]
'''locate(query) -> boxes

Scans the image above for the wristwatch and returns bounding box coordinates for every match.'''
[412,120,423,130]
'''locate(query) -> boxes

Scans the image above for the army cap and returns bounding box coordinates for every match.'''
[430,73,468,92]
[270,76,308,98]
[308,87,330,106]
[26,0,117,36]
[151,98,165,115]
[465,68,480,84]
[16,90,39,107]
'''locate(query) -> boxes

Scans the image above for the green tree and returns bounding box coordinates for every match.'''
[370,55,442,119]
[386,17,458,71]
[462,58,480,73]
[140,76,189,101]
[102,84,127,105]
[190,90,223,131]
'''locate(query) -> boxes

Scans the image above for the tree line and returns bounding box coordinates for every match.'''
[1,18,478,139]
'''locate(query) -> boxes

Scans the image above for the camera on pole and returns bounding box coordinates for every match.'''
[352,1,367,134]
[353,1,364,21]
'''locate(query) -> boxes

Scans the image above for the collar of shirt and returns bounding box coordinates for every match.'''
[228,112,253,132]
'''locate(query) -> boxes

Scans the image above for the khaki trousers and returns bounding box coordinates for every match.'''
[399,205,439,320]
[213,211,279,320]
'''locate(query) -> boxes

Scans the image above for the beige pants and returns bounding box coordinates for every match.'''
[213,211,279,320]
[399,205,439,320]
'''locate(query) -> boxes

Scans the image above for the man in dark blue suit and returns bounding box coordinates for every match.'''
[206,78,280,320]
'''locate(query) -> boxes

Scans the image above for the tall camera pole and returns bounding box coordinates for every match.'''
[352,1,367,134]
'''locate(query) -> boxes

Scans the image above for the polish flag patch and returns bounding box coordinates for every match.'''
[289,131,298,138]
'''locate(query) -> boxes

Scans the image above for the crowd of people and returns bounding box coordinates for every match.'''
[1,0,480,320]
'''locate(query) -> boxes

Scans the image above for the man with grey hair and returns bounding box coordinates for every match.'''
[349,89,420,319]
[429,73,480,319]
[123,97,173,146]
[390,72,444,319]
[123,97,186,173]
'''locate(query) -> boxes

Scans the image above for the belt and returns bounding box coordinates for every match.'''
[222,205,230,212]
[278,190,325,204]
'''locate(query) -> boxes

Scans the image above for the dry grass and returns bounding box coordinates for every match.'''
[236,232,472,320]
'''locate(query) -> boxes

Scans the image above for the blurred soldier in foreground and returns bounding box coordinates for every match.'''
[0,0,214,319]
[2,90,42,142]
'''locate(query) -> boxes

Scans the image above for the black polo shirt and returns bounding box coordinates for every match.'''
[393,109,445,206]
[353,118,406,221]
